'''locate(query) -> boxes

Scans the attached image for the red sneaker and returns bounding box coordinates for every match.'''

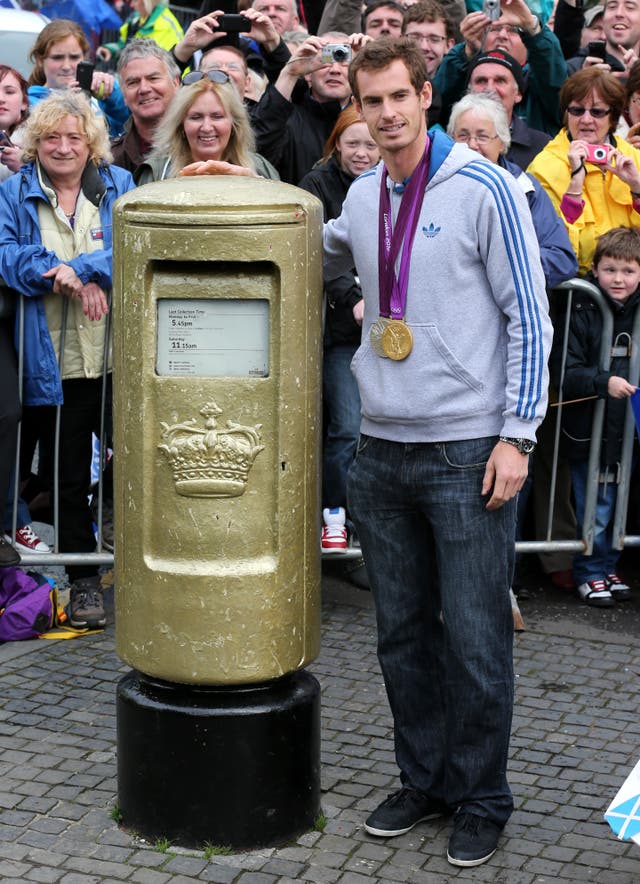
[5,525,51,554]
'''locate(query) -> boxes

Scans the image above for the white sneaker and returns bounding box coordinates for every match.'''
[321,507,347,554]
[5,525,51,554]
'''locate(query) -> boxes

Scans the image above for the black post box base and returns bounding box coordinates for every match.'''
[116,668,321,849]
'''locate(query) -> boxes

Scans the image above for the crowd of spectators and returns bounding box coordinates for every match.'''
[2,0,640,610]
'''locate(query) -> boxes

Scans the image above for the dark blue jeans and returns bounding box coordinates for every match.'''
[322,343,361,509]
[570,460,619,584]
[348,434,515,826]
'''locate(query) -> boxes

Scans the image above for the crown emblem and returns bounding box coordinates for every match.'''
[422,222,441,238]
[158,402,264,498]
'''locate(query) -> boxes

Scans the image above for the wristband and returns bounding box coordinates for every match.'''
[566,191,583,197]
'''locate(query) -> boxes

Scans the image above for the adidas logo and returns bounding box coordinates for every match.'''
[422,222,441,238]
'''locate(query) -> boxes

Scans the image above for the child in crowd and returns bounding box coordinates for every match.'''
[560,227,640,607]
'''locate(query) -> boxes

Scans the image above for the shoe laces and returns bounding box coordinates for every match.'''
[323,525,346,540]
[74,588,101,609]
[17,524,39,544]
[383,787,417,808]
[455,813,482,835]
[588,579,609,592]
[607,574,623,585]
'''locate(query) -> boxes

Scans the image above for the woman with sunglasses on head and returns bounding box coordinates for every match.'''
[528,67,640,274]
[135,70,279,183]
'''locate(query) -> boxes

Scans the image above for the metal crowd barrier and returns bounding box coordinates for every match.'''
[6,278,640,568]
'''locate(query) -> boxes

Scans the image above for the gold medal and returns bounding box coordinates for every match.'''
[381,319,413,360]
[369,317,390,357]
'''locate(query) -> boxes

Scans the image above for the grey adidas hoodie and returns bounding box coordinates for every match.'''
[323,129,553,444]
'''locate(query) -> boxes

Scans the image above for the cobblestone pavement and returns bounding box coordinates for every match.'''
[0,570,639,883]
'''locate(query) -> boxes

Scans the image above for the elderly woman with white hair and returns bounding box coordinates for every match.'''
[448,92,577,288]
[97,0,184,65]
[0,91,134,628]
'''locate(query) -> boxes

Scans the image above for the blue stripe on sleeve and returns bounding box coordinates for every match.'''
[459,162,545,421]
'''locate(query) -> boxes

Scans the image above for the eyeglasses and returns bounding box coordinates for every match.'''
[485,24,523,36]
[201,61,244,73]
[182,70,231,86]
[566,105,611,118]
[405,32,447,45]
[455,131,502,145]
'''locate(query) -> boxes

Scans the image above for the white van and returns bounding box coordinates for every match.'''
[0,8,49,80]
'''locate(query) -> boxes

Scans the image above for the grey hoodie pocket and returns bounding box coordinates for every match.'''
[353,324,487,424]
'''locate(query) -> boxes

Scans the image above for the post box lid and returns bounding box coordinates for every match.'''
[114,176,323,227]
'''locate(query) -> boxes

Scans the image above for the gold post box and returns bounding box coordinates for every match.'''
[112,177,323,849]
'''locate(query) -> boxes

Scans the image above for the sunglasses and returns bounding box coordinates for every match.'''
[566,105,610,118]
[182,70,231,86]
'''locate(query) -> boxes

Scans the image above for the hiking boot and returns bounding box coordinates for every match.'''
[69,576,106,628]
[606,573,632,601]
[364,787,449,837]
[0,535,20,568]
[447,812,503,867]
[6,524,51,554]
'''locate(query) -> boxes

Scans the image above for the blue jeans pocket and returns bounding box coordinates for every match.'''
[439,437,496,470]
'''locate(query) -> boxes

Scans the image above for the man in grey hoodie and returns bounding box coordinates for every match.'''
[323,36,553,867]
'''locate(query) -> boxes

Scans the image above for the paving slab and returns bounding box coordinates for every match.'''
[0,565,639,882]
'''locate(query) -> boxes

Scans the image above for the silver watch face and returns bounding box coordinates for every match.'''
[501,436,535,454]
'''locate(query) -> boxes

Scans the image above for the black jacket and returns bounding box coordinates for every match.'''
[250,84,344,184]
[298,156,362,347]
[508,114,550,171]
[556,276,640,464]
[567,47,626,77]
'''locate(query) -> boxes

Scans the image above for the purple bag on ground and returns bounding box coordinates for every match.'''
[0,568,56,641]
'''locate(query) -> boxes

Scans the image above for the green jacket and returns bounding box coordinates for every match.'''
[103,4,184,62]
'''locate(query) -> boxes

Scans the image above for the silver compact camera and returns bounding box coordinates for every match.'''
[320,43,352,64]
[482,0,501,21]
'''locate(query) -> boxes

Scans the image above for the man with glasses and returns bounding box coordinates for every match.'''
[402,0,456,78]
[199,45,252,99]
[434,0,567,133]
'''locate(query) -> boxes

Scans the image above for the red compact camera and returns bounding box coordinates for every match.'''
[585,144,610,165]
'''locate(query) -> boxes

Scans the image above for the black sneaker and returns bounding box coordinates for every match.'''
[0,535,20,568]
[606,573,632,601]
[365,787,448,837]
[447,812,503,867]
[69,576,106,628]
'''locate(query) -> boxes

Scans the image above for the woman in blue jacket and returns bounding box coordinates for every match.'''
[28,19,129,138]
[0,90,134,628]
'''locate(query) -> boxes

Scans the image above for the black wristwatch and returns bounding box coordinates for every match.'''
[499,436,536,455]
